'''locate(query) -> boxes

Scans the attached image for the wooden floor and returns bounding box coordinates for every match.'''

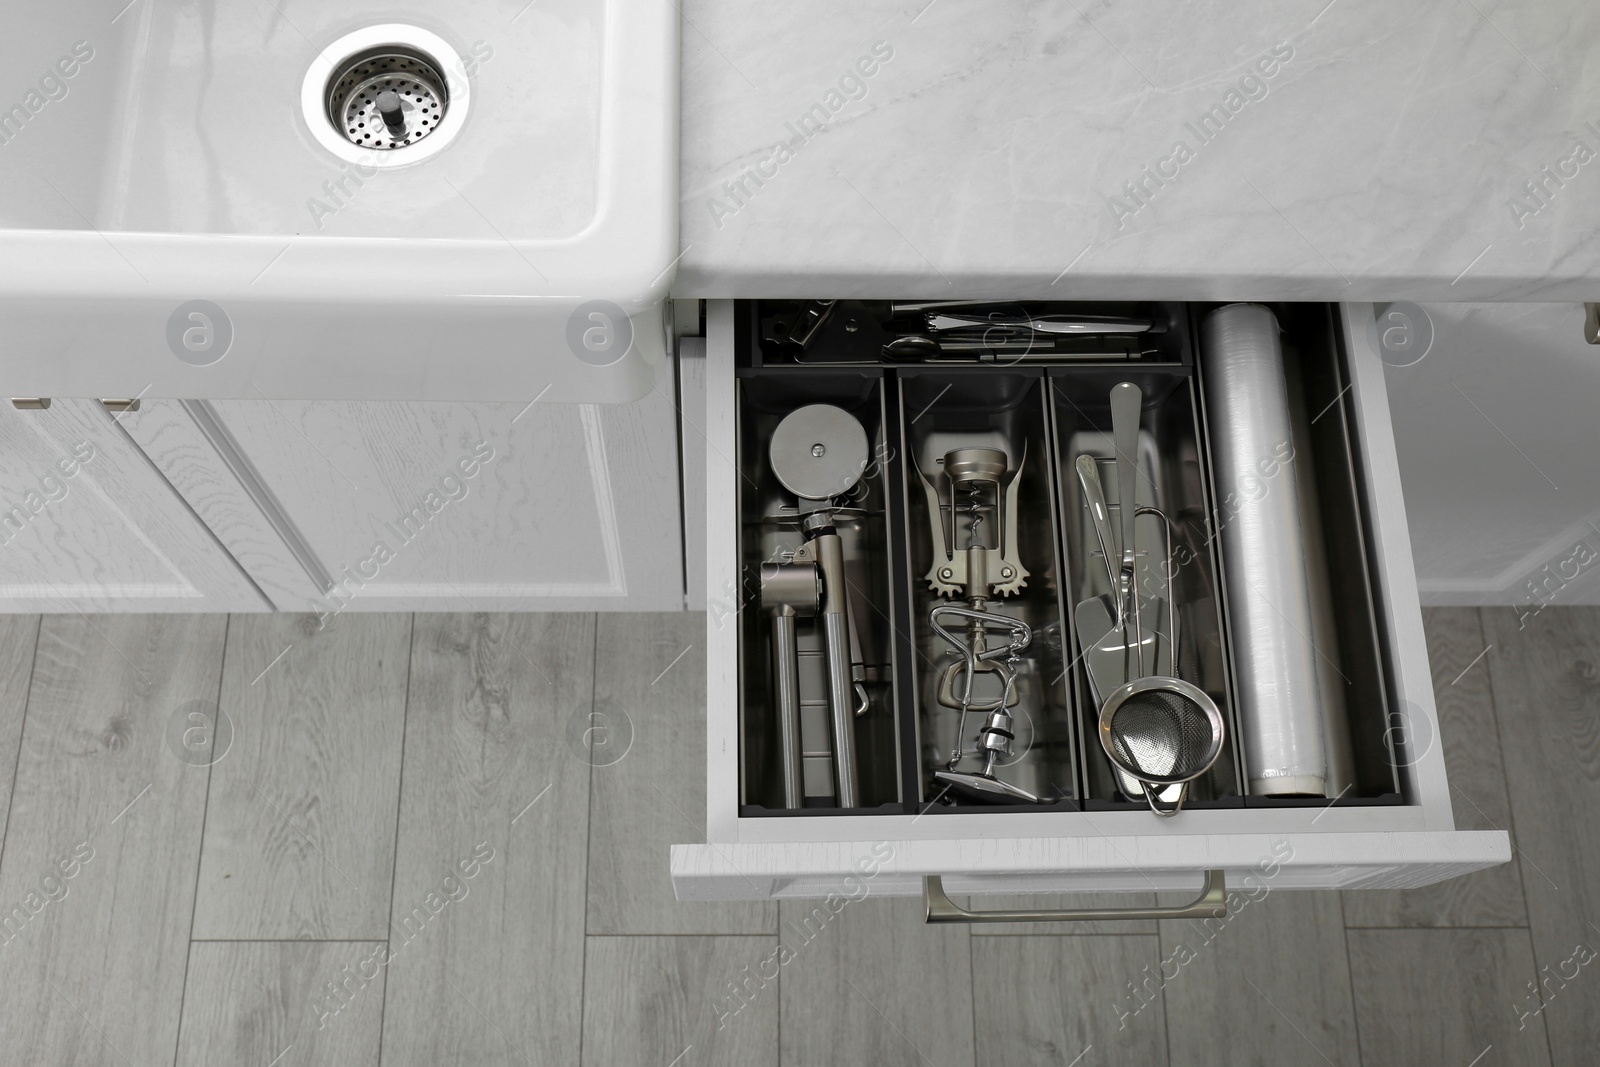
[0,607,1591,1066]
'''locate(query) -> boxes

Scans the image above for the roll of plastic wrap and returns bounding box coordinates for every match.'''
[1200,304,1328,796]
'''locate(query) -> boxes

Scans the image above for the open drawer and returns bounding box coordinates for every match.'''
[671,300,1509,916]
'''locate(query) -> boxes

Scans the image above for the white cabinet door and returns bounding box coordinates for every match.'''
[0,400,264,612]
[1380,302,1600,607]
[122,370,685,613]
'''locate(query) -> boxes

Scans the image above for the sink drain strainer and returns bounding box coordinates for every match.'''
[327,47,447,151]
[301,25,471,168]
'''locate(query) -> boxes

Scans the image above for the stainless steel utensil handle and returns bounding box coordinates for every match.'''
[1075,454,1120,594]
[925,313,1153,335]
[771,611,804,810]
[1135,505,1178,665]
[814,532,860,808]
[822,612,859,807]
[1110,382,1142,578]
[924,869,1226,924]
[1110,382,1144,675]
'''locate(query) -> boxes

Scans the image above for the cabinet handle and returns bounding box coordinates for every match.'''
[923,869,1227,924]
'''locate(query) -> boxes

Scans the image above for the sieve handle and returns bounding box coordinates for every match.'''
[923,869,1226,924]
[1110,382,1144,677]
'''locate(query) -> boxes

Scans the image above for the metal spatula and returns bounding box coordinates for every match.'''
[1074,456,1150,803]
[1076,453,1177,804]
[1074,455,1171,701]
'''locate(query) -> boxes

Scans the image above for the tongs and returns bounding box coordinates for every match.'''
[924,312,1153,336]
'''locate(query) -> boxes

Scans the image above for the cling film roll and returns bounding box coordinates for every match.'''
[1200,304,1328,796]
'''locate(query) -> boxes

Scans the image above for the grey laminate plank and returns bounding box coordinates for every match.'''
[0,615,224,1065]
[587,612,775,935]
[1347,928,1551,1067]
[0,616,41,859]
[582,935,778,1067]
[1483,605,1600,1066]
[1158,887,1359,1067]
[175,940,385,1067]
[193,614,411,940]
[779,895,974,1067]
[1343,607,1527,928]
[972,935,1168,1066]
[380,613,594,1067]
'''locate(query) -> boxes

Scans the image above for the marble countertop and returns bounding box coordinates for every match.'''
[676,0,1600,301]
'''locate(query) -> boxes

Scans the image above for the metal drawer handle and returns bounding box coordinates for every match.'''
[923,869,1227,924]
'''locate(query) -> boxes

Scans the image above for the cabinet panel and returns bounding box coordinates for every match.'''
[121,399,327,609]
[0,400,264,611]
[1381,302,1600,606]
[128,367,685,612]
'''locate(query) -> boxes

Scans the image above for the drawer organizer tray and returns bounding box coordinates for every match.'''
[730,301,1401,818]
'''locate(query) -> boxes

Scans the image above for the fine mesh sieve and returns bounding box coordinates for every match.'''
[1099,677,1224,815]
[325,46,449,151]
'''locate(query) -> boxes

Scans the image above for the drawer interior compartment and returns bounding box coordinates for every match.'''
[1050,365,1241,808]
[735,369,905,811]
[1246,304,1403,801]
[724,301,1416,825]
[897,370,1076,811]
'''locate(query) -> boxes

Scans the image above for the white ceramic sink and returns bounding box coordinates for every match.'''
[0,1,676,401]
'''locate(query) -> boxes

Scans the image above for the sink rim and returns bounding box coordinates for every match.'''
[0,0,680,403]
[0,0,680,303]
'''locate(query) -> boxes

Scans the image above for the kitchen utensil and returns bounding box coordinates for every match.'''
[1123,506,1187,808]
[916,445,1042,804]
[1099,675,1225,816]
[761,561,821,809]
[1073,453,1173,688]
[1072,451,1134,714]
[1069,452,1146,802]
[770,404,872,807]
[1076,454,1120,595]
[1074,597,1123,706]
[1200,304,1328,796]
[1096,486,1222,816]
[1073,454,1181,805]
[769,404,868,501]
[1110,382,1145,680]
[883,335,942,360]
[1077,600,1181,808]
[1074,594,1152,801]
[917,446,1029,598]
[1135,505,1179,678]
[925,312,1152,335]
[928,605,1040,804]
